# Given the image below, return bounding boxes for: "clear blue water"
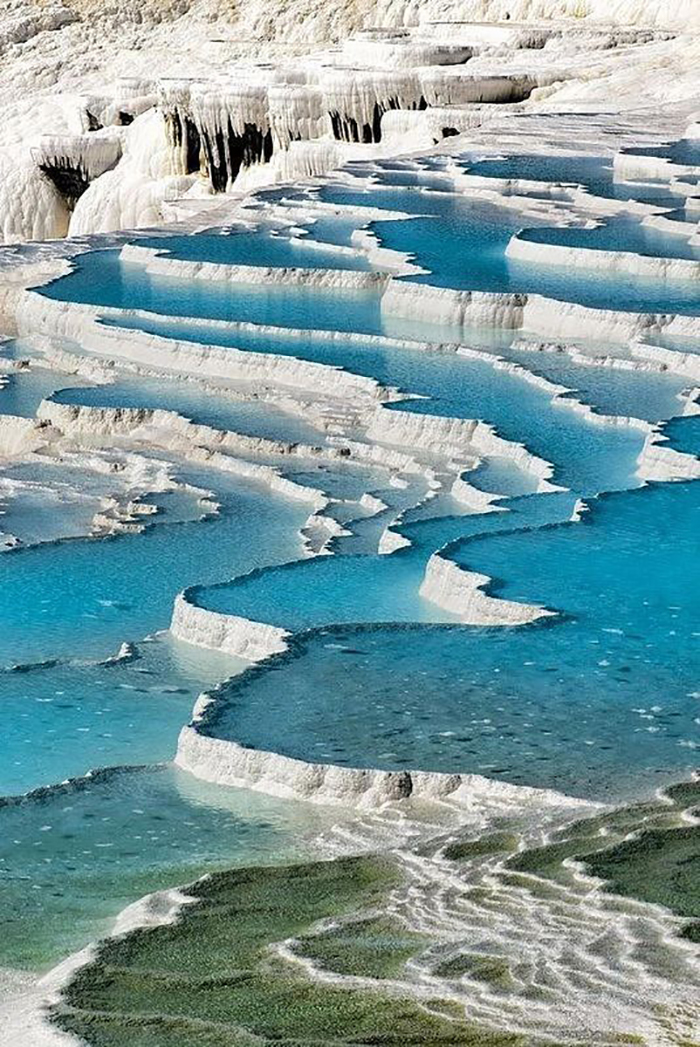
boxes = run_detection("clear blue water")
[620,140,700,167]
[203,428,700,801]
[198,552,450,630]
[205,615,698,802]
[460,153,684,207]
[646,331,700,356]
[318,182,700,312]
[520,218,700,262]
[0,466,309,664]
[202,417,700,799]
[497,344,689,422]
[0,342,86,417]
[47,250,383,334]
[0,764,332,969]
[199,490,580,628]
[663,206,700,225]
[282,464,391,503]
[0,638,233,796]
[0,388,329,969]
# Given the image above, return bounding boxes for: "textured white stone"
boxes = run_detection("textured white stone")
[175,722,584,809]
[17,293,394,405]
[171,592,291,661]
[419,551,554,625]
[507,232,700,282]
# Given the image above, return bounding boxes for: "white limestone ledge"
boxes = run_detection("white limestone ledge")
[419,551,554,626]
[119,243,390,290]
[380,106,494,149]
[0,413,49,456]
[378,526,411,554]
[631,340,700,383]
[35,399,462,537]
[522,297,700,345]
[506,233,700,282]
[37,293,700,375]
[381,281,526,330]
[382,283,700,349]
[38,398,319,471]
[171,591,290,662]
[36,400,354,556]
[17,293,395,405]
[366,406,560,493]
[637,431,700,483]
[613,151,700,185]
[175,723,585,811]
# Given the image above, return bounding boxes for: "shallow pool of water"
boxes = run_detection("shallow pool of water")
[0,764,332,970]
[52,377,325,446]
[138,223,369,271]
[203,427,700,801]
[0,464,310,664]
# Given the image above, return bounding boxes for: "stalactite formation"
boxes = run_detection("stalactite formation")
[38,159,91,208]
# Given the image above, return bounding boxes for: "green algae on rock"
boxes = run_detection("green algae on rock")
[54,855,526,1047]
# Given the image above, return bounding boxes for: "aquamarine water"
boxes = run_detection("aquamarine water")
[47,250,384,333]
[498,344,689,422]
[459,153,685,206]
[202,617,698,801]
[620,140,700,167]
[0,637,236,796]
[138,224,369,271]
[520,218,700,262]
[0,367,81,418]
[202,462,700,801]
[318,182,700,312]
[198,490,581,629]
[663,206,700,225]
[0,465,310,664]
[0,764,333,969]
[0,372,330,968]
[201,416,700,799]
[645,330,700,355]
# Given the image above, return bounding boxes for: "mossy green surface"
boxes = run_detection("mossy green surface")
[433,953,513,989]
[584,826,700,919]
[506,780,700,930]
[443,832,519,862]
[53,783,700,1046]
[55,855,525,1047]
[97,856,396,974]
[294,914,426,978]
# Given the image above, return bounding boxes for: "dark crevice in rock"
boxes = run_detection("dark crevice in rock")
[166,109,274,190]
[165,110,202,175]
[201,121,274,192]
[330,96,429,144]
[38,160,91,209]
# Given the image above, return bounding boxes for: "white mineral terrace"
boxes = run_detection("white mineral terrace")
[175,718,586,808]
[1,5,700,1044]
[506,233,700,282]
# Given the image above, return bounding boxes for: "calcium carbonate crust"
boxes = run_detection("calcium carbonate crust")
[175,721,587,809]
